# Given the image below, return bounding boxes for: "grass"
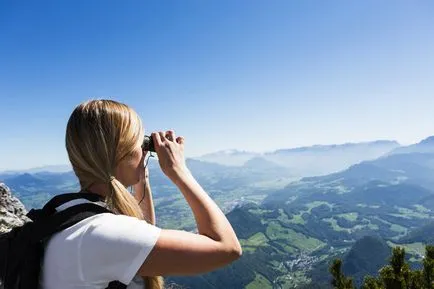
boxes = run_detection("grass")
[246,273,272,289]
[337,212,358,222]
[388,241,426,259]
[240,232,269,249]
[390,224,408,234]
[356,218,379,230]
[266,221,325,252]
[356,203,380,209]
[334,184,351,194]
[249,208,272,215]
[274,271,311,289]
[323,218,350,233]
[323,217,378,233]
[288,213,306,225]
[284,201,333,225]
[413,205,431,213]
[371,217,407,236]
[395,207,430,219]
[305,201,333,213]
[251,177,298,190]
[279,242,298,254]
[277,209,306,225]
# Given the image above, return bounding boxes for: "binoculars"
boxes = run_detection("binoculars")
[142,135,155,152]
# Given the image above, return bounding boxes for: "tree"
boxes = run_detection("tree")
[361,276,382,289]
[330,259,354,289]
[329,244,434,289]
[423,245,434,289]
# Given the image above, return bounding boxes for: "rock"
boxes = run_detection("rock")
[0,183,30,233]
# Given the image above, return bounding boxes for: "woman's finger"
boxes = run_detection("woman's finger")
[158,131,166,143]
[152,132,163,146]
[176,136,185,145]
[166,130,176,142]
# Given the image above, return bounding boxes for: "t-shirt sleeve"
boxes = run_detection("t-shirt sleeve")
[79,213,161,285]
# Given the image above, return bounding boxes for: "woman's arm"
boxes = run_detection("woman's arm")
[138,131,242,277]
[133,165,156,225]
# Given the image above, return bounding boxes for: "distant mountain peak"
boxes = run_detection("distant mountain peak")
[389,135,434,155]
[201,149,259,157]
[270,140,399,154]
[420,136,434,145]
[243,156,283,169]
[194,150,261,166]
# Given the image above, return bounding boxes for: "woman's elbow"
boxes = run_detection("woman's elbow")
[232,243,243,260]
[225,241,243,262]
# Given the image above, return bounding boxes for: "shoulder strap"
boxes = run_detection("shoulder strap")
[35,202,127,289]
[45,191,105,214]
[32,202,112,242]
[107,281,127,289]
[26,191,106,221]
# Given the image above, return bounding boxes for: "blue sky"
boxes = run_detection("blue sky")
[1,1,433,170]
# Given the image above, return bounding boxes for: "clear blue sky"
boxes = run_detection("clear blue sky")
[1,1,433,170]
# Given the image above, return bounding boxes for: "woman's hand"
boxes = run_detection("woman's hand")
[152,130,188,181]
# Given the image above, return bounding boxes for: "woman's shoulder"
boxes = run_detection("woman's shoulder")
[47,211,161,255]
[81,212,161,242]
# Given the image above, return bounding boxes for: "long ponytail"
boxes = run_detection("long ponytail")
[66,99,163,289]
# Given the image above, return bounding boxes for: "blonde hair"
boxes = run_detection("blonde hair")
[65,99,163,289]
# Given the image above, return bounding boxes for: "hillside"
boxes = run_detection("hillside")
[2,136,433,288]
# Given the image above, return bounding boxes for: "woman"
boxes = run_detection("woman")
[41,99,242,289]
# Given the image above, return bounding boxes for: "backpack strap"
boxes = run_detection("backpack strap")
[107,281,128,289]
[26,193,127,289]
[26,191,106,220]
[34,191,105,215]
[32,202,112,242]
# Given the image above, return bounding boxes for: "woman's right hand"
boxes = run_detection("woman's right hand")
[152,130,188,181]
[139,131,242,277]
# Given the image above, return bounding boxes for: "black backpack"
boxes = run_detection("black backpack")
[0,192,127,289]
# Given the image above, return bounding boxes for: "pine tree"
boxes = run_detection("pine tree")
[330,259,354,289]
[330,245,434,289]
[423,245,434,289]
[361,276,382,289]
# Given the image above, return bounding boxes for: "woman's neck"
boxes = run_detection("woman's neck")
[86,182,110,197]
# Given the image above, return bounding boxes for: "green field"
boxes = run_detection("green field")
[240,232,269,252]
[388,241,426,259]
[337,212,358,221]
[246,273,272,289]
[305,201,333,212]
[395,206,430,219]
[266,221,325,252]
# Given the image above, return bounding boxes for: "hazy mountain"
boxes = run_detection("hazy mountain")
[263,137,434,207]
[194,140,400,177]
[0,164,72,174]
[264,140,400,177]
[389,135,434,155]
[222,138,434,288]
[194,150,261,166]
[3,136,434,289]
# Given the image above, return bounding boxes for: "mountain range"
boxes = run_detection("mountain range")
[194,140,400,177]
[170,136,434,288]
[1,135,434,288]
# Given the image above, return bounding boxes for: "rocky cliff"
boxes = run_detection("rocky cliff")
[0,183,29,233]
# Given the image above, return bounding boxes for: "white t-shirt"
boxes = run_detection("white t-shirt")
[41,199,161,289]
